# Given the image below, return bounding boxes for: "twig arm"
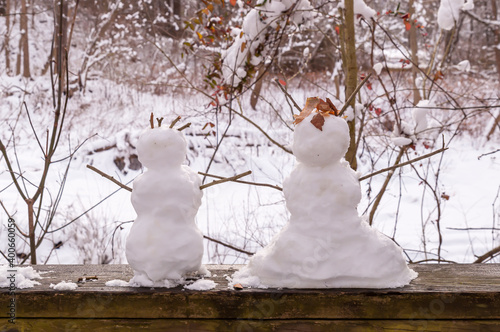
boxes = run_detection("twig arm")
[86,165,132,192]
[199,172,283,191]
[199,171,252,190]
[203,235,254,256]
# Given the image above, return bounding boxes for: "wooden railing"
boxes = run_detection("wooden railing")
[1,264,500,331]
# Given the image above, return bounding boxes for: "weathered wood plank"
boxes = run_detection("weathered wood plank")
[2,319,500,332]
[1,264,499,323]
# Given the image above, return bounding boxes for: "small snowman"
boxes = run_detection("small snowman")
[233,98,417,288]
[126,120,204,287]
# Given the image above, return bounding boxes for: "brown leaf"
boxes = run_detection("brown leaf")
[293,97,320,125]
[434,70,444,81]
[326,98,339,115]
[441,193,450,201]
[316,99,331,113]
[310,113,325,131]
[316,98,338,117]
[233,283,243,290]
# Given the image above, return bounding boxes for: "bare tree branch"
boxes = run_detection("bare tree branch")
[86,165,133,192]
[359,146,448,181]
[232,108,292,154]
[474,245,500,263]
[203,234,254,256]
[199,172,282,191]
[200,171,252,190]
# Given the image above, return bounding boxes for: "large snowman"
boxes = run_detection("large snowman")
[126,126,204,287]
[233,108,417,288]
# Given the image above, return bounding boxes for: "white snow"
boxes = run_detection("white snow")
[128,274,178,288]
[222,0,313,86]
[412,100,431,138]
[0,266,41,289]
[437,0,474,30]
[125,127,204,286]
[373,63,384,75]
[184,279,217,291]
[232,114,417,288]
[338,0,376,20]
[105,279,129,287]
[391,136,413,147]
[456,60,471,72]
[50,281,78,291]
[463,0,474,11]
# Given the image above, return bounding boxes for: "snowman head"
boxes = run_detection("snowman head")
[292,113,350,166]
[136,127,187,169]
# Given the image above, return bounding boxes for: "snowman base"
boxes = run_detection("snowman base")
[125,126,206,288]
[129,265,211,288]
[231,112,418,289]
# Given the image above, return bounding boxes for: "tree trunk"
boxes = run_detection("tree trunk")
[409,0,421,105]
[27,200,37,264]
[250,67,266,110]
[54,0,68,83]
[15,34,21,75]
[3,0,11,75]
[343,0,358,170]
[491,0,500,80]
[20,0,30,77]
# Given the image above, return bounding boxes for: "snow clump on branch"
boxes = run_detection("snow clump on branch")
[222,0,313,87]
[437,0,474,31]
[337,0,376,20]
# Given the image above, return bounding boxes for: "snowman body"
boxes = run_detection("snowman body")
[235,113,417,288]
[125,128,204,284]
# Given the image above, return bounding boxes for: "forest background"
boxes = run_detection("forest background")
[0,0,499,266]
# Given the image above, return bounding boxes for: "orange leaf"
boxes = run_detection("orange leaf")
[310,113,325,131]
[434,70,444,81]
[334,26,340,35]
[230,0,237,6]
[278,79,286,86]
[405,21,411,31]
[326,98,339,115]
[316,99,331,113]
[293,97,320,125]
[315,98,338,117]
[241,42,246,52]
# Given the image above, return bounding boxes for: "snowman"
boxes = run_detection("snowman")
[233,101,417,288]
[126,125,204,287]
